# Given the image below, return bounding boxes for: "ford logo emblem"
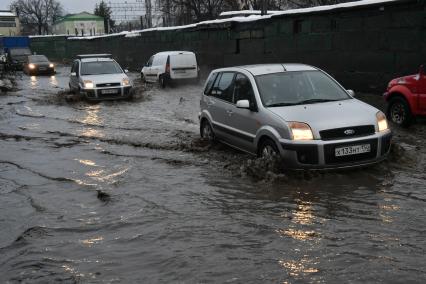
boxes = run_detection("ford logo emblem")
[344,129,355,135]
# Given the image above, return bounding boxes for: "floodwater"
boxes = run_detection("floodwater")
[0,66,425,283]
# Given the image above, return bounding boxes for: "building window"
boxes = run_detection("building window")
[0,22,16,27]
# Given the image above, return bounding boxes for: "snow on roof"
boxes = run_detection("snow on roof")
[29,34,69,38]
[0,11,16,17]
[39,0,401,40]
[219,10,282,16]
[271,0,398,16]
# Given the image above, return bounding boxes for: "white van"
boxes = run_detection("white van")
[141,51,199,87]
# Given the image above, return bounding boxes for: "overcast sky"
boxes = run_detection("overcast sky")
[1,0,118,14]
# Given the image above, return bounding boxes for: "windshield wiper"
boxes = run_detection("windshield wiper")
[266,102,298,107]
[295,99,338,105]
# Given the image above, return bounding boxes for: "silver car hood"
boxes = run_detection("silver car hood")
[267,99,379,136]
[81,73,127,84]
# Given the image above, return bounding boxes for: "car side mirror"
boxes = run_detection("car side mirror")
[124,69,129,73]
[236,100,250,109]
[347,89,355,97]
[71,72,77,77]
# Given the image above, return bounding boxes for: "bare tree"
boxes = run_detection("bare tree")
[10,0,63,35]
[145,0,153,28]
[155,0,353,26]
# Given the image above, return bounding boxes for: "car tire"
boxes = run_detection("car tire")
[258,138,279,158]
[387,97,412,127]
[126,89,135,101]
[200,119,215,143]
[159,74,166,88]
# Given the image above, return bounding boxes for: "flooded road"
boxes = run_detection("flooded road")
[0,66,425,283]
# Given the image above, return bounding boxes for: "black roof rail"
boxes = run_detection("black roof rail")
[76,54,112,60]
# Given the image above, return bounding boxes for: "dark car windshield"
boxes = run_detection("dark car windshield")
[81,61,123,75]
[29,55,49,63]
[255,71,351,107]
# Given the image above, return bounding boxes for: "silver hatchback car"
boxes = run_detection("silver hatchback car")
[199,64,392,169]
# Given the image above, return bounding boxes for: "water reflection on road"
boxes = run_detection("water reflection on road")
[0,67,425,283]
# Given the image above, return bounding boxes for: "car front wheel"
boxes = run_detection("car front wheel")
[388,97,412,127]
[258,138,279,158]
[200,120,215,142]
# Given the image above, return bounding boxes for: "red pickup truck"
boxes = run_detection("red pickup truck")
[384,65,426,127]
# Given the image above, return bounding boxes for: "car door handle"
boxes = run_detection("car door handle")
[226,109,233,115]
[207,100,215,106]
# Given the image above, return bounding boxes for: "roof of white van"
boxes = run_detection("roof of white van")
[238,64,318,76]
[154,51,195,56]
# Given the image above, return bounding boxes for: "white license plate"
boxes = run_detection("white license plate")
[174,70,186,73]
[335,144,371,157]
[101,89,118,94]
[39,67,46,71]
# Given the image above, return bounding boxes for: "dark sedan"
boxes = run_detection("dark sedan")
[24,55,55,75]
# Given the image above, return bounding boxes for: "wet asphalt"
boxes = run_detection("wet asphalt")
[0,66,425,283]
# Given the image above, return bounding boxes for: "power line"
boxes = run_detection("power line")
[107,1,146,22]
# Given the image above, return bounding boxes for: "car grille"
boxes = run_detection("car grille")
[324,138,378,164]
[96,83,120,87]
[320,125,375,140]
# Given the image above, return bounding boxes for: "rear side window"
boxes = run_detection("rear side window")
[204,72,218,95]
[212,72,235,103]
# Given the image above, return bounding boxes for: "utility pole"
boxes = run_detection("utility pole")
[261,0,268,16]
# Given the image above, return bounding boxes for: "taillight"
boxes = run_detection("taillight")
[166,56,170,73]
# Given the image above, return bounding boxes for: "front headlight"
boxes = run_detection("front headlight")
[49,63,54,68]
[29,63,35,69]
[122,78,130,86]
[376,111,389,132]
[84,80,94,89]
[289,122,314,140]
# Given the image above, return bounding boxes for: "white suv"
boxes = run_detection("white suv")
[69,54,133,100]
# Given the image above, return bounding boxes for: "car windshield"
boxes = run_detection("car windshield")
[29,55,48,63]
[81,61,123,75]
[255,71,351,107]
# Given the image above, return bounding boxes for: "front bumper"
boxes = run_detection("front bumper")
[81,86,132,100]
[278,131,392,169]
[29,67,55,75]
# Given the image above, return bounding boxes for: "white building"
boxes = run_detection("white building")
[0,10,20,36]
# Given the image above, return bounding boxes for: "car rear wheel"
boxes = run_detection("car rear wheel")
[258,138,279,158]
[200,120,215,142]
[159,74,166,88]
[388,97,412,127]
